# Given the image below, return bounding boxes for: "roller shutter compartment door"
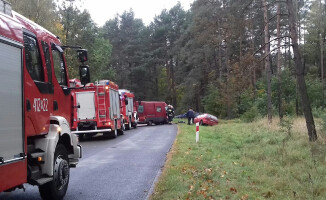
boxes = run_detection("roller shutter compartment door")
[0,39,24,163]
[76,92,96,120]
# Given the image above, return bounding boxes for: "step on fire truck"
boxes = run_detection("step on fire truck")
[70,79,124,138]
[119,89,138,130]
[0,1,90,199]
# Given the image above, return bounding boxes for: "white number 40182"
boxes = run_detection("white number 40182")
[33,98,48,112]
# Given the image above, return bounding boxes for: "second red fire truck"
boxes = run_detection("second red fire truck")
[70,79,124,138]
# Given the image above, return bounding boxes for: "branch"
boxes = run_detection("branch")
[269,13,289,22]
[242,0,255,15]
[253,36,291,56]
[256,44,291,64]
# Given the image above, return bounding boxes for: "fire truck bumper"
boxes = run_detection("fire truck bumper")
[71,129,112,135]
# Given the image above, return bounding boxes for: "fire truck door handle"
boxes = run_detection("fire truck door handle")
[54,101,58,111]
[73,104,80,109]
[26,99,31,111]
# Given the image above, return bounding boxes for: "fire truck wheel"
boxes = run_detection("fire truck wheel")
[39,144,69,200]
[148,121,153,126]
[132,122,138,129]
[111,123,118,138]
[114,129,118,137]
[126,119,131,130]
[118,122,125,135]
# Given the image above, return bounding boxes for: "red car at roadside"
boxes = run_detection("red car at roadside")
[194,114,219,126]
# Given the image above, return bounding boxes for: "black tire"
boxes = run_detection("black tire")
[148,121,153,126]
[132,122,137,129]
[118,121,125,135]
[126,118,132,130]
[39,144,69,200]
[111,122,118,138]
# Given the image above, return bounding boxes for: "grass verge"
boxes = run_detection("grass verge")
[150,118,326,200]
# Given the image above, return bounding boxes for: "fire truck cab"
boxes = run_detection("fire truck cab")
[70,79,100,138]
[119,89,138,130]
[0,2,89,199]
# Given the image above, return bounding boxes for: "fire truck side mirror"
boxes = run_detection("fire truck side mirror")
[79,65,90,86]
[77,49,88,63]
[62,86,71,95]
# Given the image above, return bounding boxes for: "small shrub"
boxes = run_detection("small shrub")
[312,107,324,118]
[279,115,294,137]
[241,106,259,122]
[320,113,326,131]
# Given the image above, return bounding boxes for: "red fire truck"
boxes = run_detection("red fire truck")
[119,89,138,130]
[0,2,88,199]
[70,79,124,138]
[137,101,168,125]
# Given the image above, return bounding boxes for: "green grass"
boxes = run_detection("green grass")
[151,118,326,200]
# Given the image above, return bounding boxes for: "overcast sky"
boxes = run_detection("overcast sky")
[80,0,194,26]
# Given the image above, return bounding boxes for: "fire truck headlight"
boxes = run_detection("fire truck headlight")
[105,86,109,90]
[57,126,62,133]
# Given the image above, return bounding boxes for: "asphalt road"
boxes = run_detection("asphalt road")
[0,124,177,200]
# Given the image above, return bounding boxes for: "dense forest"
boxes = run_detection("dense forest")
[8,0,326,129]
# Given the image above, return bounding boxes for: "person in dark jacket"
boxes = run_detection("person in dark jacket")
[186,108,194,125]
[166,105,175,123]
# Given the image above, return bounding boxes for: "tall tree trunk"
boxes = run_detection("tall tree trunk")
[154,66,159,99]
[250,10,256,99]
[171,58,177,107]
[262,0,272,124]
[225,39,231,119]
[321,32,324,109]
[277,3,283,120]
[320,0,325,109]
[287,0,318,141]
[219,44,223,81]
[165,59,171,102]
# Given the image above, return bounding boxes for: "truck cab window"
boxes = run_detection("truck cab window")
[52,49,67,86]
[41,41,52,83]
[23,34,44,82]
[138,105,144,113]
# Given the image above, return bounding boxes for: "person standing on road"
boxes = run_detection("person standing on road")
[186,108,194,125]
[166,105,175,123]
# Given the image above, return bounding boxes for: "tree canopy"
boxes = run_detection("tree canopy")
[9,0,326,140]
